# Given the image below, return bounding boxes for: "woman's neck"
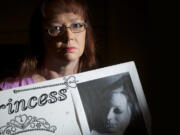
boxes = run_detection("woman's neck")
[33,58,79,83]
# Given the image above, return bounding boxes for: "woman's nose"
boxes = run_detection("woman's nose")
[65,27,75,40]
[59,28,74,43]
[107,109,114,120]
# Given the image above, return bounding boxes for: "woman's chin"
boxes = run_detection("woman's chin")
[107,127,125,135]
[63,53,80,62]
[107,126,123,133]
[108,129,117,133]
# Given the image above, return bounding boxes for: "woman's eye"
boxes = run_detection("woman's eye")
[72,23,83,28]
[53,26,61,30]
[113,108,122,114]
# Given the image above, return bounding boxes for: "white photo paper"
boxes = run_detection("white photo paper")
[0,61,151,135]
[0,77,82,135]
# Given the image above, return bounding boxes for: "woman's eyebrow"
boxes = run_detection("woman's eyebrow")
[50,22,63,26]
[50,19,83,25]
[70,18,83,22]
[114,106,122,108]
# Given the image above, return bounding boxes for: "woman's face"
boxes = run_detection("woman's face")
[43,12,86,62]
[106,92,131,134]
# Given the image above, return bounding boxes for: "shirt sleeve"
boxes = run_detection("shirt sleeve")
[0,77,34,90]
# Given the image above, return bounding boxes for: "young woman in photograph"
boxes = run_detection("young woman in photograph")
[91,74,149,135]
[91,86,131,135]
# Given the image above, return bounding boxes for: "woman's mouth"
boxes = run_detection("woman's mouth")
[64,46,77,52]
[106,122,118,131]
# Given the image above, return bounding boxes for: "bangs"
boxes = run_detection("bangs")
[41,0,87,21]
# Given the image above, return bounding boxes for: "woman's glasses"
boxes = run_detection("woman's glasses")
[46,22,88,37]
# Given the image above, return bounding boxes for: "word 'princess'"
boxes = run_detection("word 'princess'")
[0,89,67,114]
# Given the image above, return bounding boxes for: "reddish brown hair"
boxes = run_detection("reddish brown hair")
[20,0,97,76]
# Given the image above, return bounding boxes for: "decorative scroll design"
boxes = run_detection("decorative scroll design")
[0,114,57,135]
[13,76,78,94]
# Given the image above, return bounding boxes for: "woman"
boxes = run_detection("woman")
[91,74,149,135]
[105,86,131,135]
[91,86,131,135]
[91,84,131,135]
[0,0,97,90]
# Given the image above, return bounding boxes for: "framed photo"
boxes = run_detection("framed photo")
[73,61,151,135]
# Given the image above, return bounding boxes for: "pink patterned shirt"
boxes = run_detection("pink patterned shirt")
[0,77,34,90]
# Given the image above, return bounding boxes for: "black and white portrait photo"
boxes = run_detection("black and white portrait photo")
[77,72,150,135]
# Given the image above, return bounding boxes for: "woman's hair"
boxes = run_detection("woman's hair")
[19,0,97,76]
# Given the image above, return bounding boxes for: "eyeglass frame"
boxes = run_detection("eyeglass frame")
[44,22,88,37]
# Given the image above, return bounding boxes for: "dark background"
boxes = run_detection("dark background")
[0,0,152,121]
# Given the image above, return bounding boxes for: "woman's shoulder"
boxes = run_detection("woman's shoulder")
[0,77,34,90]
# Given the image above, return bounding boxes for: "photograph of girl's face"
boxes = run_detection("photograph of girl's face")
[106,89,131,134]
[77,72,150,135]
